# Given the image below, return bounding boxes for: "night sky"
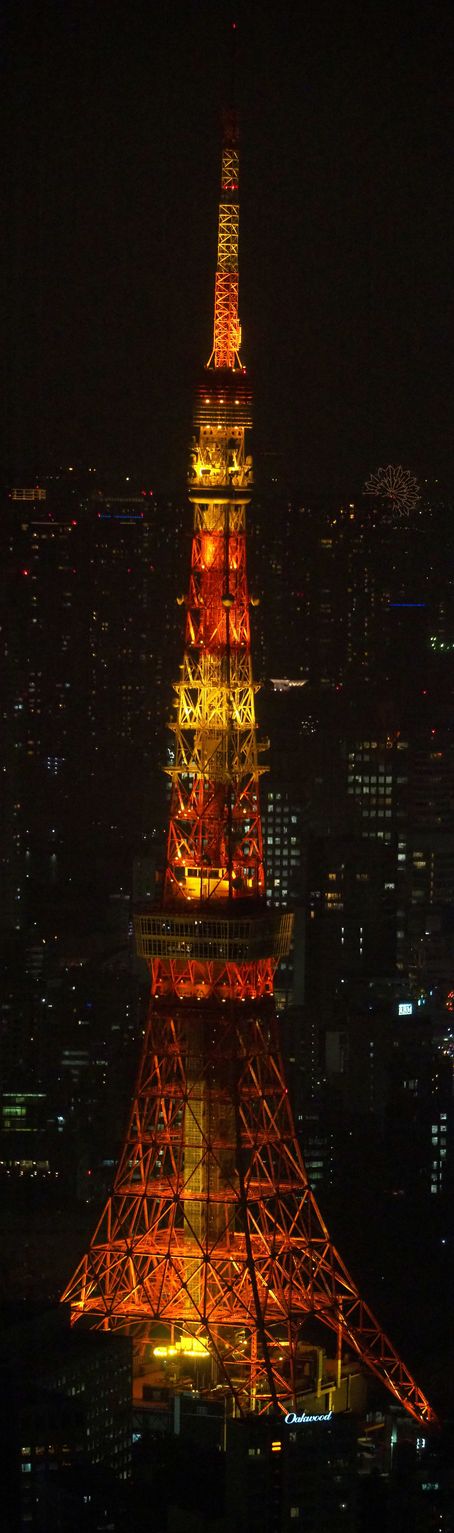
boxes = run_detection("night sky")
[5,0,454,492]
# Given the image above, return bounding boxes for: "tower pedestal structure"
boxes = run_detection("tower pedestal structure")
[62,113,436,1426]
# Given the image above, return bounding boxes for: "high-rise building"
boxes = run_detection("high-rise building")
[0,476,186,932]
[0,1306,132,1530]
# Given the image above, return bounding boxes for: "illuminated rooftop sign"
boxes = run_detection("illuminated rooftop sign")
[10,487,46,501]
[271,679,308,692]
[284,1411,333,1425]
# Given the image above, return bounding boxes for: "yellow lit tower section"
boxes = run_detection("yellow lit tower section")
[161,109,269,959]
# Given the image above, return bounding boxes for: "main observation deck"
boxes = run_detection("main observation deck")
[134,906,293,964]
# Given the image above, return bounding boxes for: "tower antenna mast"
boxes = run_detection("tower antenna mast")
[207,30,242,371]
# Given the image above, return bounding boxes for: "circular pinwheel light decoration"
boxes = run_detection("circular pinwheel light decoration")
[364,464,420,516]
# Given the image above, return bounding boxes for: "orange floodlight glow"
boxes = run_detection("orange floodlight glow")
[61,105,437,1433]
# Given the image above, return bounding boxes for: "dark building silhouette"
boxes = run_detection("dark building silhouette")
[0,1305,132,1532]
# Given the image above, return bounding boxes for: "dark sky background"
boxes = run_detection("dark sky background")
[4,0,454,492]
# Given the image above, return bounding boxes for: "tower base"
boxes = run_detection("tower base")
[62,999,436,1424]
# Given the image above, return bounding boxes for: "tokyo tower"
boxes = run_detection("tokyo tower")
[62,110,436,1425]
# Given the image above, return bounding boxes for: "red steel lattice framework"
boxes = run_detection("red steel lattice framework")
[62,113,436,1425]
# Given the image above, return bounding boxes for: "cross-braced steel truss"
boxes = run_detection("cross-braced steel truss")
[63,1004,435,1423]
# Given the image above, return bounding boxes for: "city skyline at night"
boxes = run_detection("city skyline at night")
[2,5,454,1527]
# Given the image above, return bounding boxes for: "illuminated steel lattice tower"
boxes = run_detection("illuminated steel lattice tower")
[62,113,436,1424]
